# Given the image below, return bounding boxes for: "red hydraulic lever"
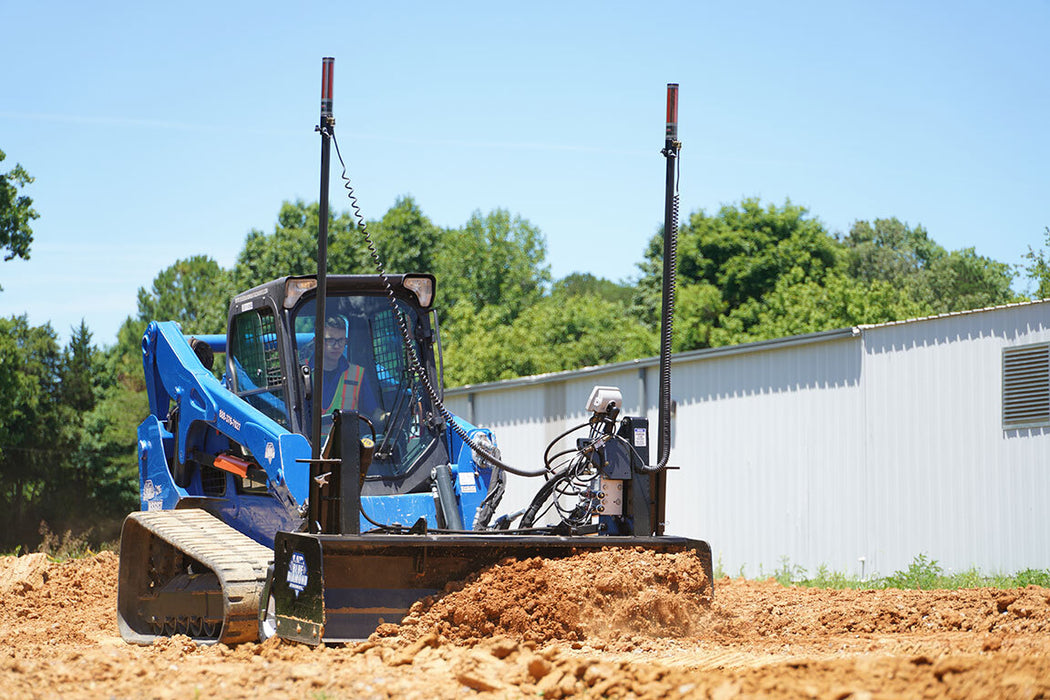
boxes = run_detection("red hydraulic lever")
[213,454,251,479]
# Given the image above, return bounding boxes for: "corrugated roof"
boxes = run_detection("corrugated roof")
[855,297,1050,330]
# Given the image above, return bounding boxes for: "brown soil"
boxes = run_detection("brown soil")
[2,550,1049,699]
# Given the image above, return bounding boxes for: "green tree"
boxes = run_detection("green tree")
[1022,227,1050,299]
[712,271,930,345]
[85,315,151,533]
[637,204,1016,355]
[366,195,443,274]
[552,272,635,305]
[69,379,143,531]
[0,316,67,546]
[924,248,1016,312]
[0,317,137,550]
[436,208,550,318]
[61,320,98,414]
[637,198,841,346]
[676,199,839,308]
[60,322,137,532]
[0,149,39,270]
[137,255,233,335]
[671,281,725,351]
[232,199,366,291]
[435,209,552,381]
[843,218,941,286]
[843,218,1016,312]
[104,316,150,391]
[443,291,655,385]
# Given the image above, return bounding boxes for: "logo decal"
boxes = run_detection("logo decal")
[143,479,157,500]
[287,552,308,596]
[264,442,276,464]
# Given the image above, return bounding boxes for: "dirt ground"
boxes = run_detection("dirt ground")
[2,549,1049,699]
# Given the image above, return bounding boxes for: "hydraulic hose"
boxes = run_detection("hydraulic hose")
[519,466,572,528]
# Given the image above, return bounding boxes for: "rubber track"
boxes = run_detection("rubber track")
[120,509,273,645]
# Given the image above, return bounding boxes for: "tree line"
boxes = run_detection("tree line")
[2,151,1048,550]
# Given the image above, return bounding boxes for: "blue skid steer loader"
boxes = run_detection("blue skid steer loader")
[116,61,712,645]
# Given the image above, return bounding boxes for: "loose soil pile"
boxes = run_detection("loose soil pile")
[2,550,1049,699]
[384,548,713,644]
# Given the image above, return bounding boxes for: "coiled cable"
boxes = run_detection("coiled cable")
[326,128,548,479]
[635,143,680,474]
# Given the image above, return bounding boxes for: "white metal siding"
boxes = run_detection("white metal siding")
[445,302,1050,577]
[667,336,866,578]
[860,308,1050,576]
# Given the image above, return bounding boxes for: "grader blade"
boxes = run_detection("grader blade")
[269,531,712,644]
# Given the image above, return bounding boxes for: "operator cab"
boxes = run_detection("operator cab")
[224,274,448,496]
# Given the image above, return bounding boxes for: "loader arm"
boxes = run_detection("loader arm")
[140,320,311,511]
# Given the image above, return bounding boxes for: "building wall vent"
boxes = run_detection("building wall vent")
[1002,343,1050,429]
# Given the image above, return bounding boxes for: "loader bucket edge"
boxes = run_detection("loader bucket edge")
[271,532,713,644]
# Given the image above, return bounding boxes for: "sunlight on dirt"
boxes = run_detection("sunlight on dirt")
[2,551,1048,699]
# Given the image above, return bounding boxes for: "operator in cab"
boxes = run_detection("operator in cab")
[318,315,378,420]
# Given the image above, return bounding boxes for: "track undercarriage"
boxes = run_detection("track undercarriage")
[117,509,273,645]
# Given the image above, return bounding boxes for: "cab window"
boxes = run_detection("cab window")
[291,295,436,472]
[228,307,290,427]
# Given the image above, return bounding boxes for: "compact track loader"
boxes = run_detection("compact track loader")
[117,59,711,646]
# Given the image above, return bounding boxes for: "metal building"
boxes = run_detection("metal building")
[444,300,1050,579]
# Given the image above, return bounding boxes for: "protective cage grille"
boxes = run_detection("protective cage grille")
[235,310,283,389]
[371,309,408,381]
[1002,343,1050,429]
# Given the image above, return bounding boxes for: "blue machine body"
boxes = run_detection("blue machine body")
[135,275,496,548]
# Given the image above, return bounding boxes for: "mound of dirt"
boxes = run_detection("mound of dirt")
[0,551,118,647]
[386,548,712,644]
[0,553,49,594]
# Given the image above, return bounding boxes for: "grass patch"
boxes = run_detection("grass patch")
[740,553,1050,590]
[0,522,118,562]
[798,564,870,590]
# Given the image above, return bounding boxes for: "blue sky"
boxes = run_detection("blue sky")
[2,1,1048,346]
